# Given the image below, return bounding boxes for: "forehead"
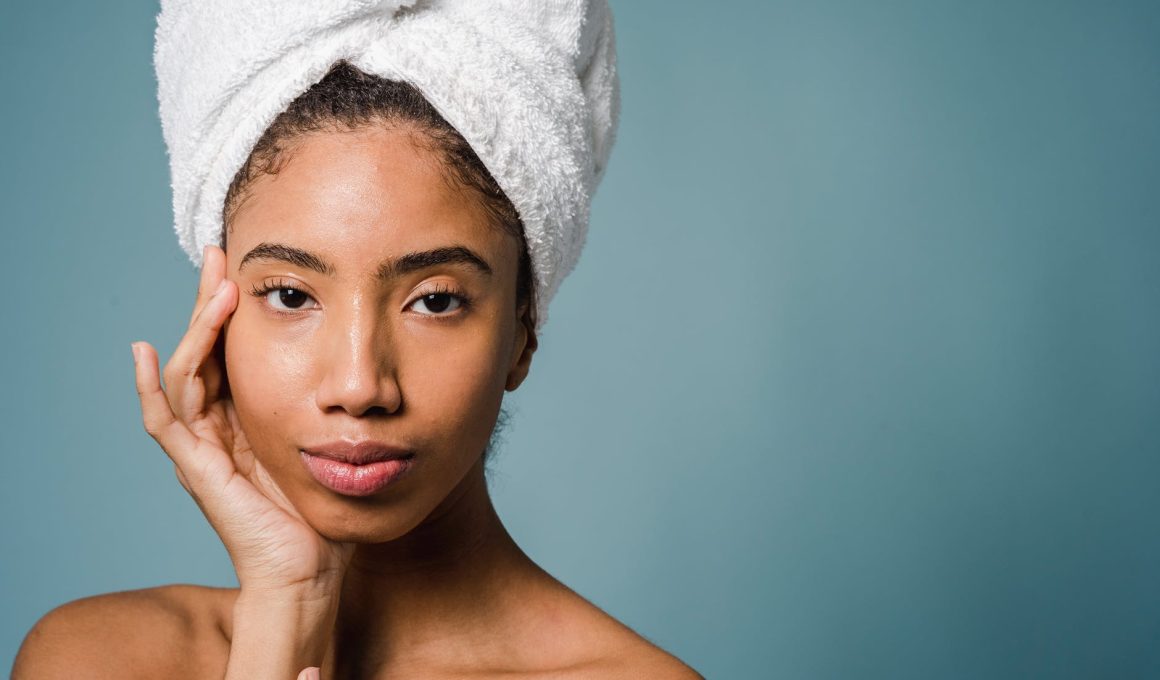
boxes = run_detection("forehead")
[227,125,515,276]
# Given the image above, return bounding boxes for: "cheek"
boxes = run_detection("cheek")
[399,322,511,439]
[223,312,315,444]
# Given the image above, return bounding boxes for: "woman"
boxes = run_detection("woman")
[14,2,702,679]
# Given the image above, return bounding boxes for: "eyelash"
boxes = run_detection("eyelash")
[412,282,473,316]
[247,278,473,317]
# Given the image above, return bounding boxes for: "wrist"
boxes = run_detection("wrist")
[226,588,339,680]
[237,578,342,606]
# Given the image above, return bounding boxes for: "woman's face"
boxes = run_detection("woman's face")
[222,124,534,542]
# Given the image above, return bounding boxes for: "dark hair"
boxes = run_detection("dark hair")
[222,60,536,330]
[222,60,534,470]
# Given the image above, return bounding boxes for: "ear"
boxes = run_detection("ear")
[505,305,538,392]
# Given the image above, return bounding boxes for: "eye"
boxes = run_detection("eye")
[268,287,317,311]
[409,287,469,316]
[249,281,319,313]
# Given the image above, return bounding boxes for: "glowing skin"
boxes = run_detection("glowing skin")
[222,124,535,544]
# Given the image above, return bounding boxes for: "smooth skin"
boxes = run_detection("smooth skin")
[13,125,702,679]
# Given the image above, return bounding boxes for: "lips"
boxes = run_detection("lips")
[300,440,415,497]
[302,440,414,465]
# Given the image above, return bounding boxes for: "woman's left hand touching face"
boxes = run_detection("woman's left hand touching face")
[132,245,355,596]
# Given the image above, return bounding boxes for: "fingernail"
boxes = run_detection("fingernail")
[213,279,229,296]
[131,342,141,363]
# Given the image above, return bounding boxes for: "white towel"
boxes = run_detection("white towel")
[155,0,620,332]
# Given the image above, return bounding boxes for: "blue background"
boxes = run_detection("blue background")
[3,1,1159,677]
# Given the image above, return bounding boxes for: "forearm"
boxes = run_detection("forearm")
[224,587,339,680]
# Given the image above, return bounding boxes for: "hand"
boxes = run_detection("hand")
[132,245,355,594]
[298,668,321,680]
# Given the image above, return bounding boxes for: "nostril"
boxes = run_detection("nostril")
[314,345,402,415]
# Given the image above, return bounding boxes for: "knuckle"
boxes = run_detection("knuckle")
[141,416,162,438]
[141,410,171,439]
[135,380,159,400]
[164,361,197,382]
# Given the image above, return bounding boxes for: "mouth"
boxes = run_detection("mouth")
[300,441,415,497]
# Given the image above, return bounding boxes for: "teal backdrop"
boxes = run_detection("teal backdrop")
[3,1,1158,677]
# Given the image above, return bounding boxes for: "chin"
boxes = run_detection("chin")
[318,524,410,544]
[299,494,426,544]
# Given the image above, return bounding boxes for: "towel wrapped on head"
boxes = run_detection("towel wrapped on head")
[154,0,620,332]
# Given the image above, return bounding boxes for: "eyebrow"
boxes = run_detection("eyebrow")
[238,242,494,280]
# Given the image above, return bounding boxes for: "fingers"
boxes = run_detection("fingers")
[189,244,228,327]
[166,244,236,421]
[297,667,321,680]
[132,341,198,465]
[137,342,235,513]
[168,244,234,418]
[163,276,238,423]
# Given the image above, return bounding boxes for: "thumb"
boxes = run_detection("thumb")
[297,667,320,680]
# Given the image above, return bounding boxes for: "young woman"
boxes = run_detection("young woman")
[14,2,702,679]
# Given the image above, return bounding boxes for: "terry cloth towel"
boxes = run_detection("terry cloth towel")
[154,0,620,332]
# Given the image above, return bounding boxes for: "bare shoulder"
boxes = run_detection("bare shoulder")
[583,616,704,679]
[533,583,703,679]
[12,584,234,680]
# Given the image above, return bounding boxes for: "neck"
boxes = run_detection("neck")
[322,457,543,676]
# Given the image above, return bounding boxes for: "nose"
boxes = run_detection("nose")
[314,306,402,417]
